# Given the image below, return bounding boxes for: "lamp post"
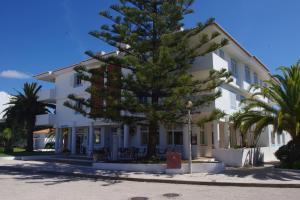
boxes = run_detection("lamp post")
[186,100,193,174]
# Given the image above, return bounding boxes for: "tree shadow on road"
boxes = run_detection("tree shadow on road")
[0,163,123,187]
[215,166,300,181]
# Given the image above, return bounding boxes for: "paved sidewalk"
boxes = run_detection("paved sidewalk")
[0,159,300,187]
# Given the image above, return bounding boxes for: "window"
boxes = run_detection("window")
[245,66,251,83]
[138,96,148,104]
[239,95,245,106]
[219,49,225,59]
[259,79,263,87]
[167,131,173,145]
[74,74,83,87]
[94,128,101,144]
[240,95,245,101]
[230,91,237,109]
[230,59,238,77]
[174,131,183,145]
[200,126,207,145]
[253,72,258,84]
[167,126,183,145]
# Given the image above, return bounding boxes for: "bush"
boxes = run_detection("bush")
[44,142,55,149]
[275,140,300,165]
[292,160,300,169]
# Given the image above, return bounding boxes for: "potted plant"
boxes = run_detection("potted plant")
[93,150,101,161]
[63,149,71,156]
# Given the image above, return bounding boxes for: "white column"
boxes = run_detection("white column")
[87,122,94,157]
[123,124,129,148]
[213,121,220,149]
[224,116,230,149]
[112,127,120,160]
[68,128,72,151]
[159,124,167,150]
[182,124,189,160]
[136,125,141,147]
[71,123,76,155]
[55,128,60,153]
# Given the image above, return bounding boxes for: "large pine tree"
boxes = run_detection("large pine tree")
[65,0,231,158]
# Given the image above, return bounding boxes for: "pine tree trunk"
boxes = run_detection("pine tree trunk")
[146,121,158,158]
[25,118,35,152]
[4,139,12,153]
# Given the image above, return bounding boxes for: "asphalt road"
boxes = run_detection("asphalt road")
[0,169,299,200]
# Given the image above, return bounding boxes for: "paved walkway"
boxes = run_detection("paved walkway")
[0,159,300,187]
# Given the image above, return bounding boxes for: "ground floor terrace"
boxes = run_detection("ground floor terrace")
[54,119,288,163]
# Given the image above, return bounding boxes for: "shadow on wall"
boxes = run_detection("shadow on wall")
[244,148,264,166]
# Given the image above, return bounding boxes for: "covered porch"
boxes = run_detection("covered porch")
[53,120,239,161]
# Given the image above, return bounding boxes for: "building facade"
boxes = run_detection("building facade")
[34,23,291,165]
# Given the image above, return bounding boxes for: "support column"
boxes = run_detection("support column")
[136,125,141,147]
[87,122,94,157]
[123,124,129,148]
[224,116,230,149]
[68,128,72,151]
[183,124,189,160]
[55,127,60,154]
[213,121,220,149]
[71,123,76,155]
[112,127,120,160]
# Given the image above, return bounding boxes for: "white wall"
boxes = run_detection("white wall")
[0,91,10,119]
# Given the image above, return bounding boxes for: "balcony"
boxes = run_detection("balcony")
[36,114,55,126]
[38,88,55,102]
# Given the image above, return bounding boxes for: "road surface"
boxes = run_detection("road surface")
[0,169,299,200]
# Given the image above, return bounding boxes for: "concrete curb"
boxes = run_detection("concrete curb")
[0,155,57,161]
[1,166,300,188]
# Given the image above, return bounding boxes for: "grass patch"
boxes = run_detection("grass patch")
[0,147,54,157]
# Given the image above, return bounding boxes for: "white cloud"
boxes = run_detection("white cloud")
[0,70,31,79]
[0,91,11,119]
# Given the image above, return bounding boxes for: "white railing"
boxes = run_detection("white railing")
[36,113,55,126]
[38,89,55,102]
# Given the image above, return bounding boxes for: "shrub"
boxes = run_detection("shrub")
[275,140,300,165]
[44,142,55,149]
[292,160,300,169]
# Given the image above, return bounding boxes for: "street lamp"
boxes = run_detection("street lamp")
[186,100,193,174]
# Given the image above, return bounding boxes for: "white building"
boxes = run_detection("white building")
[34,23,291,166]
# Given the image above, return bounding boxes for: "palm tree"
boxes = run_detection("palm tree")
[4,83,55,152]
[0,128,13,153]
[232,61,300,146]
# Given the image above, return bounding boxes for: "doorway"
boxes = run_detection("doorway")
[76,134,87,154]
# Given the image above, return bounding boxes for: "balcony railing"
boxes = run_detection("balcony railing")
[36,113,55,126]
[38,88,55,102]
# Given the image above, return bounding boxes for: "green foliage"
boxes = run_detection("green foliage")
[44,142,55,149]
[1,128,12,141]
[275,140,300,165]
[232,61,300,147]
[3,82,55,152]
[292,160,300,169]
[65,0,231,157]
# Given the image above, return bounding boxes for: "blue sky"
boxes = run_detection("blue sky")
[0,0,299,94]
